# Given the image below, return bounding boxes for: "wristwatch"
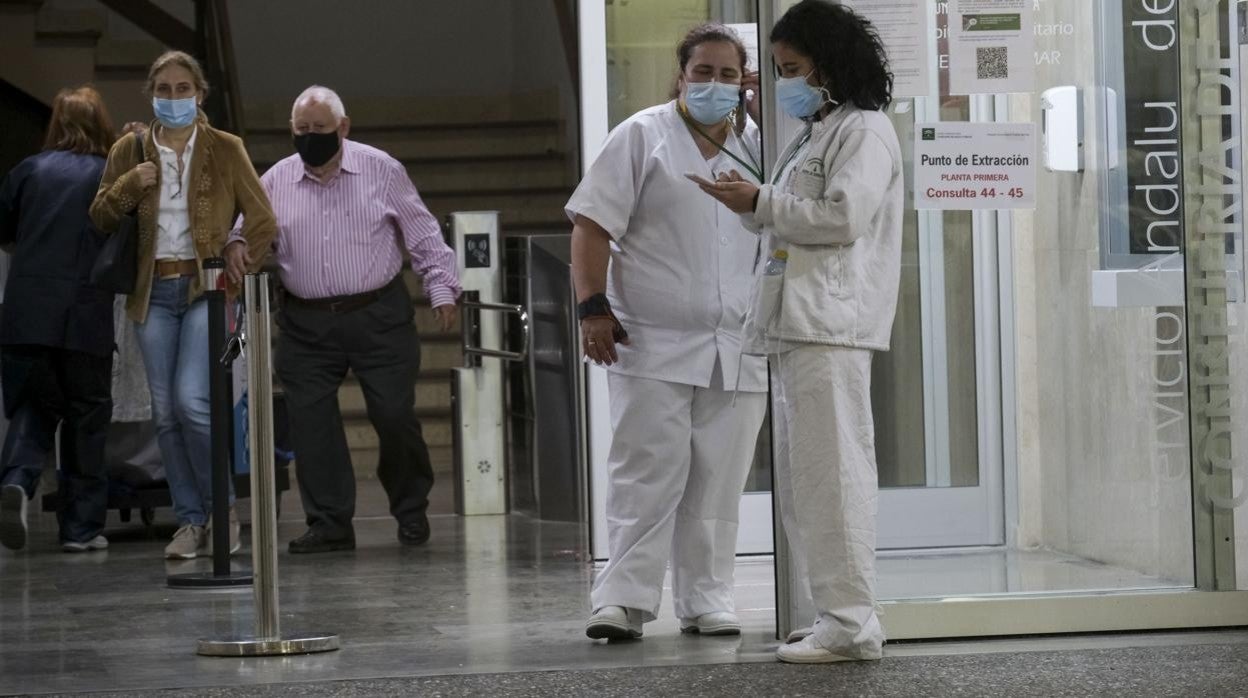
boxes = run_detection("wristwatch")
[577,293,612,321]
[577,293,629,343]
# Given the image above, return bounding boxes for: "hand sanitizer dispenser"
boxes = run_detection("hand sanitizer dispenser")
[1041,86,1083,172]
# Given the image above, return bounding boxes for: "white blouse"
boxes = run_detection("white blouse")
[153,127,197,261]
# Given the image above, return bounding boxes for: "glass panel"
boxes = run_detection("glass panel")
[875,0,1198,596]
[872,103,925,487]
[875,93,981,491]
[1179,0,1246,591]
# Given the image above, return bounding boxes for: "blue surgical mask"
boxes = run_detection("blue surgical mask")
[684,81,740,125]
[152,96,198,128]
[775,72,830,120]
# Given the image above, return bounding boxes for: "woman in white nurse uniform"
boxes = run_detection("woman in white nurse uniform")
[695,0,904,664]
[568,23,768,641]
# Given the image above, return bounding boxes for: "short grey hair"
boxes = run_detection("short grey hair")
[291,85,346,122]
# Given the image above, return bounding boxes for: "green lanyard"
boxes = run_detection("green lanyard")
[770,126,813,186]
[677,104,764,182]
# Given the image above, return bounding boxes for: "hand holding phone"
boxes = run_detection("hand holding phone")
[685,172,716,187]
[740,71,762,125]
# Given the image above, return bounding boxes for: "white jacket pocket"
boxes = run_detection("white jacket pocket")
[742,266,784,355]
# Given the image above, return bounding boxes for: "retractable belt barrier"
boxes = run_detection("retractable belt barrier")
[197,273,339,657]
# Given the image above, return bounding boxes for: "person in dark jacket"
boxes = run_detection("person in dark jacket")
[0,86,117,553]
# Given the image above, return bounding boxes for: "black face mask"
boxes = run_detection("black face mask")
[293,131,340,167]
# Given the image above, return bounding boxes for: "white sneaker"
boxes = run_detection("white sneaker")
[62,535,109,553]
[786,626,813,644]
[586,606,643,640]
[165,524,206,559]
[0,484,29,551]
[680,611,741,636]
[776,634,882,664]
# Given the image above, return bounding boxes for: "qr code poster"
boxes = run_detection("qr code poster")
[948,0,1034,95]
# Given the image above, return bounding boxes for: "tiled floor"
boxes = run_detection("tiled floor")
[0,478,1222,695]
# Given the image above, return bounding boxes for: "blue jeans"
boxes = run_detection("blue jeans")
[133,278,229,526]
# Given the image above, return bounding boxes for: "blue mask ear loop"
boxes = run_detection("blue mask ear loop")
[805,78,839,123]
[784,68,838,123]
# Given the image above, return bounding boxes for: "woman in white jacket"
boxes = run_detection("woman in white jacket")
[694,0,904,664]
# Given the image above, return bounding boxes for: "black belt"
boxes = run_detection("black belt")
[286,276,401,313]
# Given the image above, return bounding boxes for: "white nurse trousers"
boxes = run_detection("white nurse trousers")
[592,371,767,623]
[771,344,885,659]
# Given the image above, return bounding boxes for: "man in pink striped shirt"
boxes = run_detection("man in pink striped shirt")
[237,85,461,554]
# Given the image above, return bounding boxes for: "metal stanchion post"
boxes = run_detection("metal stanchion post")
[198,273,339,656]
[169,257,252,589]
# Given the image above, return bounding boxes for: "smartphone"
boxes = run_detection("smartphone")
[684,172,716,187]
[736,89,747,132]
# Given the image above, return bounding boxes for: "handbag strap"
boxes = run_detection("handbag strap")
[130,130,145,167]
[124,131,146,214]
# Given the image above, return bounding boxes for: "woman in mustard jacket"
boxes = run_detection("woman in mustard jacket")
[91,50,276,560]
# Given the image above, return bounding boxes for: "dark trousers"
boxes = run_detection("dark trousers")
[276,281,435,537]
[0,346,113,543]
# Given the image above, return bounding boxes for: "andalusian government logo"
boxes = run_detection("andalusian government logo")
[921,128,936,141]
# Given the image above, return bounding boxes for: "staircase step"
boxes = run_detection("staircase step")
[347,445,455,478]
[34,7,104,43]
[0,6,37,52]
[94,38,162,76]
[341,367,452,385]
[420,187,573,229]
[416,333,465,371]
[90,41,158,124]
[346,412,453,450]
[89,76,151,126]
[245,122,563,163]
[339,376,451,415]
[252,151,573,192]
[406,153,572,192]
[0,15,94,104]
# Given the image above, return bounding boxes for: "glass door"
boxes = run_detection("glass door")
[579,2,1248,639]
[765,0,1248,638]
[583,0,1006,557]
[874,92,1006,549]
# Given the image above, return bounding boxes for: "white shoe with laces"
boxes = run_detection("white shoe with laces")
[776,634,882,664]
[679,611,742,636]
[585,605,643,640]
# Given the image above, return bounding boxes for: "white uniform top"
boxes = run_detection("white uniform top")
[153,126,197,260]
[566,101,768,392]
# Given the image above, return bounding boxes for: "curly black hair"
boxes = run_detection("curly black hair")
[769,0,893,111]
